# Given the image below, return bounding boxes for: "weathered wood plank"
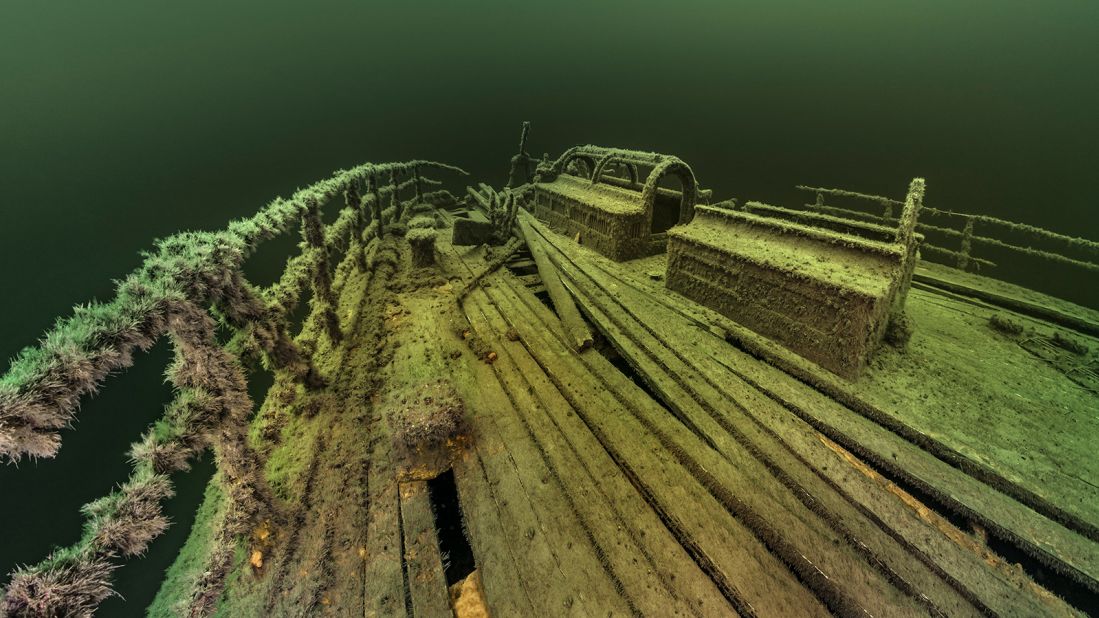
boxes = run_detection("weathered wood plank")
[557,250,1060,614]
[464,291,733,617]
[431,241,542,618]
[517,210,593,350]
[480,278,832,617]
[532,215,1099,596]
[439,248,635,616]
[538,253,989,616]
[913,266,1099,337]
[449,361,630,615]
[365,271,454,618]
[399,481,453,618]
[531,219,1091,614]
[489,277,939,617]
[465,185,489,209]
[506,258,537,270]
[448,449,537,617]
[364,430,407,618]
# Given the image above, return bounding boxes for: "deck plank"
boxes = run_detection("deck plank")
[364,427,408,618]
[490,277,944,617]
[479,278,833,617]
[417,271,633,615]
[526,266,987,616]
[398,481,453,618]
[465,290,734,617]
[448,358,633,616]
[530,218,1095,609]
[577,246,1099,542]
[541,240,1033,616]
[448,448,538,617]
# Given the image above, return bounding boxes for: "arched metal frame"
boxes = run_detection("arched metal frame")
[641,159,698,227]
[548,145,700,230]
[604,161,639,184]
[557,148,599,180]
[591,154,639,185]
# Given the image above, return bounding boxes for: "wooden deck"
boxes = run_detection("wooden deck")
[386,215,1089,615]
[165,208,1095,616]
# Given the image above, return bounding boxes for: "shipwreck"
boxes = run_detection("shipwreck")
[1,124,1098,617]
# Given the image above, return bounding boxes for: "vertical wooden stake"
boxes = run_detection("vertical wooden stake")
[302,202,341,343]
[957,217,975,272]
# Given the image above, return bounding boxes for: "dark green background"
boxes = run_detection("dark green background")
[2,1,1097,614]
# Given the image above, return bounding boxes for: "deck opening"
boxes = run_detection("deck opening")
[509,262,539,277]
[397,496,415,616]
[506,247,539,276]
[986,527,1096,613]
[427,469,477,586]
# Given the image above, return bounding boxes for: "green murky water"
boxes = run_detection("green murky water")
[2,1,1097,614]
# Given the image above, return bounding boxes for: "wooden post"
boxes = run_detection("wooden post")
[370,173,383,228]
[413,165,423,204]
[390,169,401,221]
[957,217,975,271]
[344,183,363,238]
[302,201,342,343]
[347,181,368,273]
[895,178,924,249]
[507,121,533,188]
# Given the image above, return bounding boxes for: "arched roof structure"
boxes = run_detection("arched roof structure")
[548,145,700,225]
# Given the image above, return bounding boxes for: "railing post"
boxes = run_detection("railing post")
[881,198,894,220]
[302,200,341,343]
[957,217,975,271]
[163,299,283,617]
[390,168,401,221]
[370,173,383,229]
[346,181,368,273]
[814,191,824,211]
[345,182,362,233]
[218,270,325,388]
[895,180,923,245]
[413,165,423,204]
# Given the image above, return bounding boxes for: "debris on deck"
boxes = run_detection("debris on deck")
[2,132,1097,618]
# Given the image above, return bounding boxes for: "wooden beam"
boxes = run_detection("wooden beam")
[398,481,453,618]
[465,185,490,209]
[517,210,593,351]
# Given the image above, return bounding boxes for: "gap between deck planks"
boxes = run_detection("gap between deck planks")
[530,215,1099,594]
[435,267,635,614]
[453,282,833,612]
[464,301,735,615]
[525,217,1090,614]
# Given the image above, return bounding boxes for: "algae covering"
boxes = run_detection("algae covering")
[0,160,469,616]
[1,131,1098,617]
[528,146,705,261]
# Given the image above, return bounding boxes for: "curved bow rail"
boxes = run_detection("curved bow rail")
[0,159,466,617]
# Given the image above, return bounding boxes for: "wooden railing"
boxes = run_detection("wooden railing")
[794,185,1099,275]
[0,159,465,617]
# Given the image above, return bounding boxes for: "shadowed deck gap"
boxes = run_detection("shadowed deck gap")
[427,469,476,586]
